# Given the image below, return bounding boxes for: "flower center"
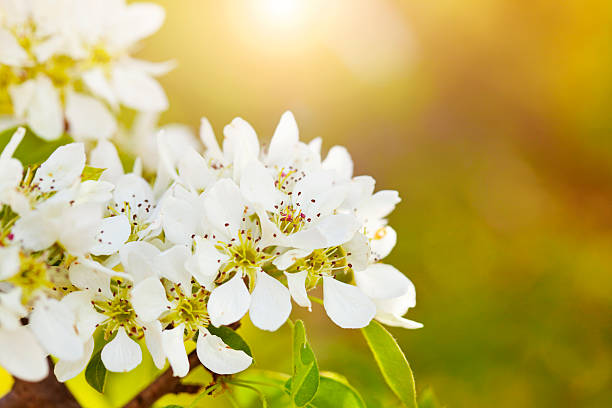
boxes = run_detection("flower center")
[93,281,143,340]
[161,284,209,338]
[8,253,54,303]
[219,228,271,287]
[286,246,352,289]
[271,204,306,234]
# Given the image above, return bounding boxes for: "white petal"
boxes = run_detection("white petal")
[66,92,117,141]
[291,214,360,250]
[30,298,84,361]
[119,241,161,283]
[112,66,168,111]
[200,117,223,161]
[267,111,299,166]
[57,203,103,256]
[370,226,397,261]
[203,179,247,237]
[0,245,20,280]
[35,143,86,192]
[208,273,251,327]
[249,271,291,331]
[0,159,22,201]
[90,215,131,256]
[60,291,105,341]
[322,276,376,329]
[375,313,423,330]
[9,79,35,119]
[196,328,252,375]
[108,3,165,48]
[101,327,142,372]
[223,117,259,181]
[161,324,189,377]
[185,237,228,291]
[113,174,154,218]
[75,180,114,205]
[344,232,371,272]
[161,195,200,245]
[54,337,94,382]
[374,290,417,321]
[82,68,118,108]
[273,248,310,271]
[284,271,312,311]
[11,205,58,251]
[158,245,192,291]
[0,288,27,329]
[240,160,284,212]
[131,277,171,322]
[0,126,25,160]
[357,190,401,222]
[90,139,124,182]
[354,264,413,300]
[68,263,112,298]
[27,76,64,141]
[0,27,28,66]
[122,58,176,77]
[293,170,346,219]
[322,146,353,181]
[178,148,215,192]
[0,326,49,382]
[143,320,166,370]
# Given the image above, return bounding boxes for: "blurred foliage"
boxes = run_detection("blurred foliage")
[2,0,612,407]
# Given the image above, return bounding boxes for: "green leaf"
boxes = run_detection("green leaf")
[207,325,253,357]
[0,126,72,165]
[361,320,417,408]
[418,387,443,408]
[162,406,184,408]
[290,320,319,407]
[85,349,107,393]
[81,166,105,181]
[84,328,109,393]
[307,373,366,408]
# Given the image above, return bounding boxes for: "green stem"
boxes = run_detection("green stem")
[226,381,268,408]
[308,295,324,306]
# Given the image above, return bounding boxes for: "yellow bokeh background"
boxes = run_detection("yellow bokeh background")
[3,0,612,407]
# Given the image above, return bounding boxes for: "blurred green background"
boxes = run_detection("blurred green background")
[3,0,612,406]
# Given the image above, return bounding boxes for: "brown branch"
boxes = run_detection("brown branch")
[0,358,80,408]
[123,351,203,408]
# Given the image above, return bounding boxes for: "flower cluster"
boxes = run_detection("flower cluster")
[0,111,421,383]
[0,0,421,389]
[0,0,169,141]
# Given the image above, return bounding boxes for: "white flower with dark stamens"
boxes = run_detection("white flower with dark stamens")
[355,264,422,329]
[64,264,154,373]
[244,163,360,252]
[277,245,376,329]
[202,179,292,331]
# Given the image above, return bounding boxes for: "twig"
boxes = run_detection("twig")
[122,351,202,408]
[0,358,81,408]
